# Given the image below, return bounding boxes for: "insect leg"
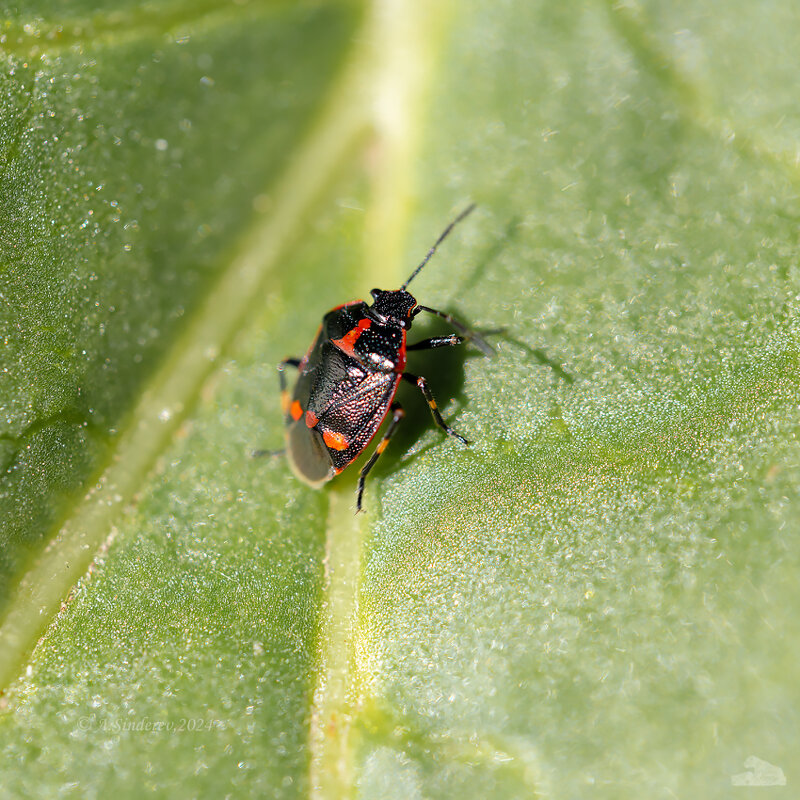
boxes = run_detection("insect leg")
[252,358,303,458]
[356,403,405,513]
[251,447,285,458]
[413,305,494,356]
[406,334,464,351]
[278,357,302,384]
[277,357,301,415]
[402,372,469,445]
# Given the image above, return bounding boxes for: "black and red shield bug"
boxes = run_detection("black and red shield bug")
[278,204,493,512]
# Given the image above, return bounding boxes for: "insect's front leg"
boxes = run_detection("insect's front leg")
[406,334,463,351]
[414,305,494,356]
[401,372,469,445]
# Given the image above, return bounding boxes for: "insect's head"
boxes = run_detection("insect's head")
[368,288,417,326]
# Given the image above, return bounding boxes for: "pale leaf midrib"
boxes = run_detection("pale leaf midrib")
[308,1,455,798]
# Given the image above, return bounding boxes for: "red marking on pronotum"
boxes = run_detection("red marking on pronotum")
[332,317,371,358]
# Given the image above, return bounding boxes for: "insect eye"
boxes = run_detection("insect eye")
[370,288,380,298]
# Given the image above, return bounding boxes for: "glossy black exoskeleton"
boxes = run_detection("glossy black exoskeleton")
[277,205,492,511]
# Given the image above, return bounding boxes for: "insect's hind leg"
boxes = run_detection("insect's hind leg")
[356,403,405,513]
[402,372,470,446]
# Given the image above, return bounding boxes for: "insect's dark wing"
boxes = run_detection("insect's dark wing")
[312,346,401,472]
[285,305,391,485]
[284,301,399,484]
[283,324,342,486]
[285,415,336,487]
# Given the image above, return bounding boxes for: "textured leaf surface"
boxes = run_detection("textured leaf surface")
[1,1,799,798]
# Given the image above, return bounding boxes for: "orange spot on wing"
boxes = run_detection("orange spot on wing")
[305,410,319,428]
[332,317,371,357]
[290,400,303,421]
[323,430,349,451]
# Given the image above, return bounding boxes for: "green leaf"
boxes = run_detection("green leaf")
[2,0,799,798]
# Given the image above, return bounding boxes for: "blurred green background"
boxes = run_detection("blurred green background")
[1,0,798,797]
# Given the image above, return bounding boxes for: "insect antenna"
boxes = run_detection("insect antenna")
[400,203,476,290]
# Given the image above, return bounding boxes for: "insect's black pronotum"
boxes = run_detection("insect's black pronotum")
[278,204,493,512]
